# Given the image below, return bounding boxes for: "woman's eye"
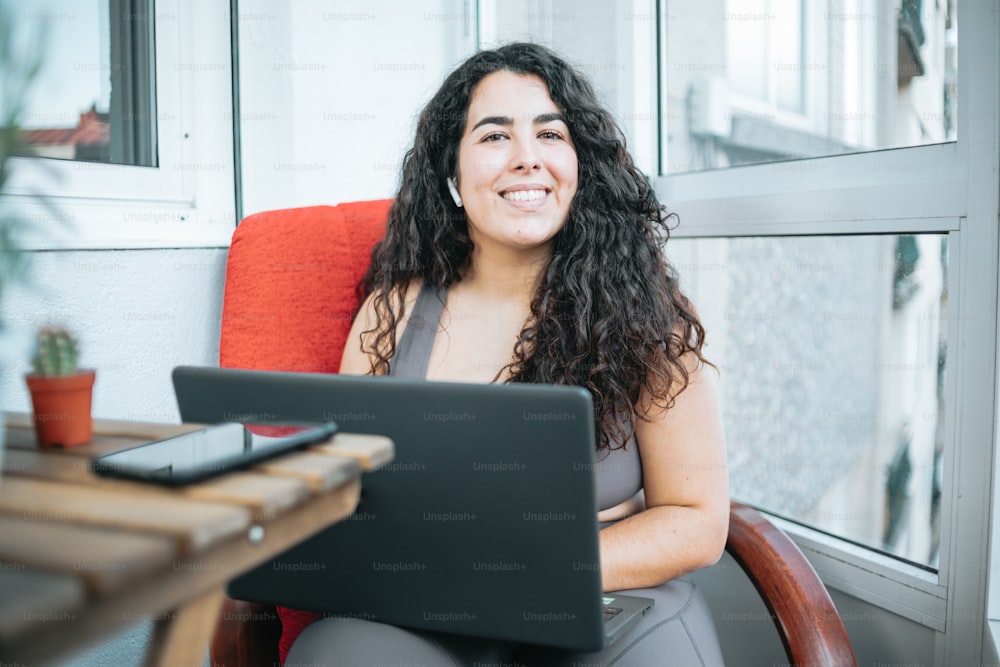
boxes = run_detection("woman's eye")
[482,132,507,142]
[539,130,564,141]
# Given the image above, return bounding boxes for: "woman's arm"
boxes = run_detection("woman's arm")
[598,357,730,592]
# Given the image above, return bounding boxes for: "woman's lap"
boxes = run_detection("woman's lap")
[284,578,724,667]
[284,616,514,666]
[513,578,724,666]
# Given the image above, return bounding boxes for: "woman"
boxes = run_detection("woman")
[286,42,729,666]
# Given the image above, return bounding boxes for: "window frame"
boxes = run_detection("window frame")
[5,0,236,250]
[655,0,999,663]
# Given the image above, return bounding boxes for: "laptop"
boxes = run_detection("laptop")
[172,365,654,651]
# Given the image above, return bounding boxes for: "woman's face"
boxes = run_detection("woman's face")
[455,71,579,257]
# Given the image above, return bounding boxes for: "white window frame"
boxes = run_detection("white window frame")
[656,1,999,664]
[6,0,236,250]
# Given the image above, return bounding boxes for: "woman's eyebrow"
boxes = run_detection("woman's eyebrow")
[471,115,513,131]
[533,112,566,125]
[470,112,567,131]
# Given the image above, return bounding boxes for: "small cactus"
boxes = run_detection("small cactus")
[31,326,79,376]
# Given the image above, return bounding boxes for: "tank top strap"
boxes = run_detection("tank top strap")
[388,282,446,379]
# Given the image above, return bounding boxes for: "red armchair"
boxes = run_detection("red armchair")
[210,201,857,666]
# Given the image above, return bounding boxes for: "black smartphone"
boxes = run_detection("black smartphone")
[91,421,338,486]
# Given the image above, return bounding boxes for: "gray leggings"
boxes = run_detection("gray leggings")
[284,578,725,667]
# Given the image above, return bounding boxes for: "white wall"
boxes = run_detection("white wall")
[1,249,226,422]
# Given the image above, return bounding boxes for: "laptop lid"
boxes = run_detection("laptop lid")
[172,365,608,651]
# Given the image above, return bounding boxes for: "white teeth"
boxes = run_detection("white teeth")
[502,189,547,202]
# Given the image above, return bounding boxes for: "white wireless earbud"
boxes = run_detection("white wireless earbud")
[446,178,463,208]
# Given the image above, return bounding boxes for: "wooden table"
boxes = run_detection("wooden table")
[0,413,393,667]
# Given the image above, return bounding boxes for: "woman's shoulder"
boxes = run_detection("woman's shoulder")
[356,277,425,323]
[340,278,427,375]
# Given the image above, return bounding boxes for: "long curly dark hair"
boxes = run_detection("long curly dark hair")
[359,42,709,451]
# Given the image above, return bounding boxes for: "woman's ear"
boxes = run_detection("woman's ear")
[446,177,463,208]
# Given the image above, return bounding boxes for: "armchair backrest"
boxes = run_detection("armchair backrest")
[219,200,392,372]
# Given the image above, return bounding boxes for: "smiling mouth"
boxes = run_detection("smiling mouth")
[500,189,548,202]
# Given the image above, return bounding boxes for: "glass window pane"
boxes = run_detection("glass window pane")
[771,0,802,113]
[3,0,157,167]
[668,234,947,569]
[726,0,769,100]
[666,0,958,173]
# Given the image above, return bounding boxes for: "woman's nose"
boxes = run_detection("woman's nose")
[509,138,542,172]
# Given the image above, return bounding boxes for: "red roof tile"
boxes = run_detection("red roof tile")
[21,105,109,147]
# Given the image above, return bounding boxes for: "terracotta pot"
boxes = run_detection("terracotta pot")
[24,370,96,448]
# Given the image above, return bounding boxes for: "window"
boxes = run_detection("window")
[13,0,157,167]
[2,0,236,249]
[658,0,996,661]
[668,233,947,569]
[666,0,958,173]
[662,0,959,567]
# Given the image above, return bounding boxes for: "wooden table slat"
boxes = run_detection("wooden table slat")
[4,431,199,460]
[254,451,361,492]
[4,447,112,481]
[3,449,313,520]
[0,477,251,554]
[183,473,312,520]
[0,516,176,595]
[312,433,395,471]
[4,412,205,455]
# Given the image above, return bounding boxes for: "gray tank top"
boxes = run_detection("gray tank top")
[388,284,643,511]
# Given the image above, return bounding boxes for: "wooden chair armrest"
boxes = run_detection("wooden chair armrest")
[210,597,281,667]
[726,501,858,667]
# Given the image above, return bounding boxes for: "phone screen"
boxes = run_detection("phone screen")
[92,422,338,485]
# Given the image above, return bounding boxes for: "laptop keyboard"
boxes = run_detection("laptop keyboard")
[603,605,623,622]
